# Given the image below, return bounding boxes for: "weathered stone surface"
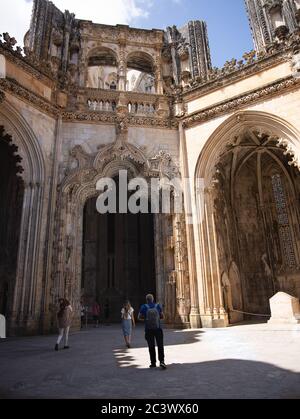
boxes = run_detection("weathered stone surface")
[268,292,300,325]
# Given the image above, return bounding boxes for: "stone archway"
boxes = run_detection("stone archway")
[194,111,300,326]
[50,129,191,330]
[0,127,24,318]
[0,99,46,335]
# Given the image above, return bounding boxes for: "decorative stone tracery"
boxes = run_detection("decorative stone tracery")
[50,121,190,329]
[194,111,300,326]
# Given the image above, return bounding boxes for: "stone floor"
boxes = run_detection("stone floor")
[0,322,300,399]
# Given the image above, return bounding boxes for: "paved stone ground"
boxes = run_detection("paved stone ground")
[0,323,300,399]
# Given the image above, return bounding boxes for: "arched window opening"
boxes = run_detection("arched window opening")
[87,49,118,90]
[126,53,155,93]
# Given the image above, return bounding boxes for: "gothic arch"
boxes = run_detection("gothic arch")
[126,51,155,74]
[0,99,46,334]
[87,46,119,64]
[0,100,45,184]
[195,110,300,187]
[194,110,300,326]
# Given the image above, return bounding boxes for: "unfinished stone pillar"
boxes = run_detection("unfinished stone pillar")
[196,185,229,328]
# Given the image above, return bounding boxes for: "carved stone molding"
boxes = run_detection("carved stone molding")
[62,111,178,129]
[183,77,299,127]
[0,78,59,117]
[62,139,180,197]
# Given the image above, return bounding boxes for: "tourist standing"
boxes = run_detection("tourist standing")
[80,300,85,329]
[55,299,73,351]
[92,300,101,328]
[138,294,167,369]
[121,301,135,348]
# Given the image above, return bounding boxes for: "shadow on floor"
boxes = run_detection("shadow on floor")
[1,358,299,399]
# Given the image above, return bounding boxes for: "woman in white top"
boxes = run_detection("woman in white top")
[121,301,135,348]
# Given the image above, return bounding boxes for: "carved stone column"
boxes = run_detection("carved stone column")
[155,54,164,95]
[159,214,175,324]
[118,45,127,91]
[173,213,191,327]
[178,122,201,328]
[41,117,63,333]
[10,181,44,334]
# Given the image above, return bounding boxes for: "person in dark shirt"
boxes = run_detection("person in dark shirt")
[138,294,167,370]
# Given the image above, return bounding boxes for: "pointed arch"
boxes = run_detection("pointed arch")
[193,110,300,326]
[195,110,300,187]
[0,98,46,335]
[0,100,45,184]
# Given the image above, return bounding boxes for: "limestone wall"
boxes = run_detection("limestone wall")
[61,122,179,167]
[185,87,300,183]
[3,92,56,160]
[5,60,53,101]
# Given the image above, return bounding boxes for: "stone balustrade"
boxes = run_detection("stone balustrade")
[85,88,160,117]
[127,101,156,115]
[87,98,117,112]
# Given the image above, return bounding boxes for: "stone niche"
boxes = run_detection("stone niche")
[0,314,6,338]
[268,292,300,325]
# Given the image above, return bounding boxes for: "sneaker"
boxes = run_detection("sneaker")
[63,346,70,350]
[55,344,59,351]
[149,364,156,369]
[160,362,167,370]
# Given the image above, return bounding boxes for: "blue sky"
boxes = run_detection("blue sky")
[0,0,253,68]
[131,0,254,67]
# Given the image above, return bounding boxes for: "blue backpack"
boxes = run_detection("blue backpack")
[145,304,160,330]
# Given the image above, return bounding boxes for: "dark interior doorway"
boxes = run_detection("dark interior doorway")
[82,195,156,323]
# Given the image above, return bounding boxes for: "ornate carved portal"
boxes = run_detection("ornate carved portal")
[50,127,191,330]
[0,127,24,319]
[197,126,300,325]
[82,197,156,323]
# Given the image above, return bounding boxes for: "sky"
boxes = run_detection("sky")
[0,0,253,68]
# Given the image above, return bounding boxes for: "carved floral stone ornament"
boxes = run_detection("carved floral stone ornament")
[277,138,300,170]
[291,52,300,78]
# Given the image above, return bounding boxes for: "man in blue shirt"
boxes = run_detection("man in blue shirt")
[138,294,167,370]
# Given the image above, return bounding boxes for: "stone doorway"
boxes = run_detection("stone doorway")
[82,197,156,323]
[0,127,24,318]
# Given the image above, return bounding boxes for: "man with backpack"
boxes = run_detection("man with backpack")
[138,294,167,370]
